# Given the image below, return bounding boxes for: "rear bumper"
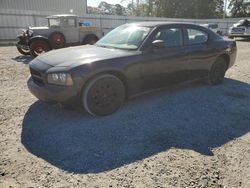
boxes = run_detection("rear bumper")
[27,77,79,104]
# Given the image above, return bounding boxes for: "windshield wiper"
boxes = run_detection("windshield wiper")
[96,44,116,49]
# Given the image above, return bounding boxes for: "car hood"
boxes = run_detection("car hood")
[36,45,137,67]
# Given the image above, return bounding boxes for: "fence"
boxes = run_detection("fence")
[0,8,249,41]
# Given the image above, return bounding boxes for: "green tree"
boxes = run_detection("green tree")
[112,0,225,18]
[115,4,124,15]
[229,0,250,17]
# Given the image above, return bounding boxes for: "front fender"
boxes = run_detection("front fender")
[16,34,28,45]
[28,35,51,47]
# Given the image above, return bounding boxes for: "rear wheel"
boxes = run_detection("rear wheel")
[30,40,50,57]
[207,57,227,85]
[17,47,30,55]
[49,32,65,49]
[82,74,125,116]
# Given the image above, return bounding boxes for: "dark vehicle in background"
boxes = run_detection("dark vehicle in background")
[228,19,250,39]
[27,22,237,116]
[16,14,103,57]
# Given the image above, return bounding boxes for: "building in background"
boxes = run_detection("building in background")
[0,0,87,41]
[1,0,87,15]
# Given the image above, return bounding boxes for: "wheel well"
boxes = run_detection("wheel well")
[82,71,128,98]
[218,54,230,69]
[82,34,99,44]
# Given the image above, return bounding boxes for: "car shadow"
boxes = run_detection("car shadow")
[21,78,250,174]
[12,55,33,64]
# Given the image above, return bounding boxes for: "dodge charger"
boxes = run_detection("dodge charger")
[28,22,237,116]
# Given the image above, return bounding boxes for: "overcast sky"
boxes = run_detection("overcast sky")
[87,0,128,7]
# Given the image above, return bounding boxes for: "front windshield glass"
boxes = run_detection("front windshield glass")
[48,18,61,27]
[96,25,151,50]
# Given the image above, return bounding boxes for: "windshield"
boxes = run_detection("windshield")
[48,18,61,27]
[96,25,151,50]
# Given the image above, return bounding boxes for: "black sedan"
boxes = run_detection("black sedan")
[28,22,237,116]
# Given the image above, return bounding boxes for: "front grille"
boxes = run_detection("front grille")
[30,67,44,86]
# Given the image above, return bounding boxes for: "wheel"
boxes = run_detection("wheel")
[30,40,50,57]
[207,57,227,85]
[17,47,30,55]
[83,35,98,45]
[82,74,125,116]
[49,32,65,49]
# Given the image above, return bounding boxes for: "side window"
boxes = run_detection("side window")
[62,18,76,28]
[154,28,183,47]
[187,29,208,45]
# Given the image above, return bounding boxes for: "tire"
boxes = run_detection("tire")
[30,40,50,57]
[49,32,66,49]
[17,47,30,55]
[83,35,98,45]
[207,57,227,85]
[82,74,125,116]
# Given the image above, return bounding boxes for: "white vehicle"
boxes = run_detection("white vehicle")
[16,14,103,57]
[228,19,250,39]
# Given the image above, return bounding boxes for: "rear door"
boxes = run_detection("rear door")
[141,26,190,91]
[183,27,215,80]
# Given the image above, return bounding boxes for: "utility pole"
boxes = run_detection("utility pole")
[223,0,228,19]
[86,0,88,14]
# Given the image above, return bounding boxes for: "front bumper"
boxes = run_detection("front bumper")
[27,77,79,104]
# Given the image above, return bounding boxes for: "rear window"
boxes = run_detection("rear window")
[187,29,208,45]
[154,28,183,47]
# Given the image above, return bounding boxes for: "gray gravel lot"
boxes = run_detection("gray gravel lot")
[0,41,250,188]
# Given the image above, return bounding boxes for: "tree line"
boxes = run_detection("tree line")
[90,0,250,18]
[127,0,250,18]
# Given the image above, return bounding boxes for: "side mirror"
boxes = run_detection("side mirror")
[152,40,165,49]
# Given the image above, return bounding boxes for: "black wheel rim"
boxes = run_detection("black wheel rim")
[86,78,125,115]
[91,81,117,108]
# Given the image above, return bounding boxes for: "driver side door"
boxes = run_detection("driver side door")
[141,26,190,91]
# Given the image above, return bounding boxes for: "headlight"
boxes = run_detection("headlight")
[47,73,73,86]
[22,30,27,37]
[27,30,33,37]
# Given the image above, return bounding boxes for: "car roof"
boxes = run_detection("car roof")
[126,21,200,28]
[46,14,77,19]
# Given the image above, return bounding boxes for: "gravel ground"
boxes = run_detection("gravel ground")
[0,41,250,188]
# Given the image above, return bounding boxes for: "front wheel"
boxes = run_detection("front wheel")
[207,58,227,85]
[17,47,30,55]
[82,74,125,116]
[30,40,50,57]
